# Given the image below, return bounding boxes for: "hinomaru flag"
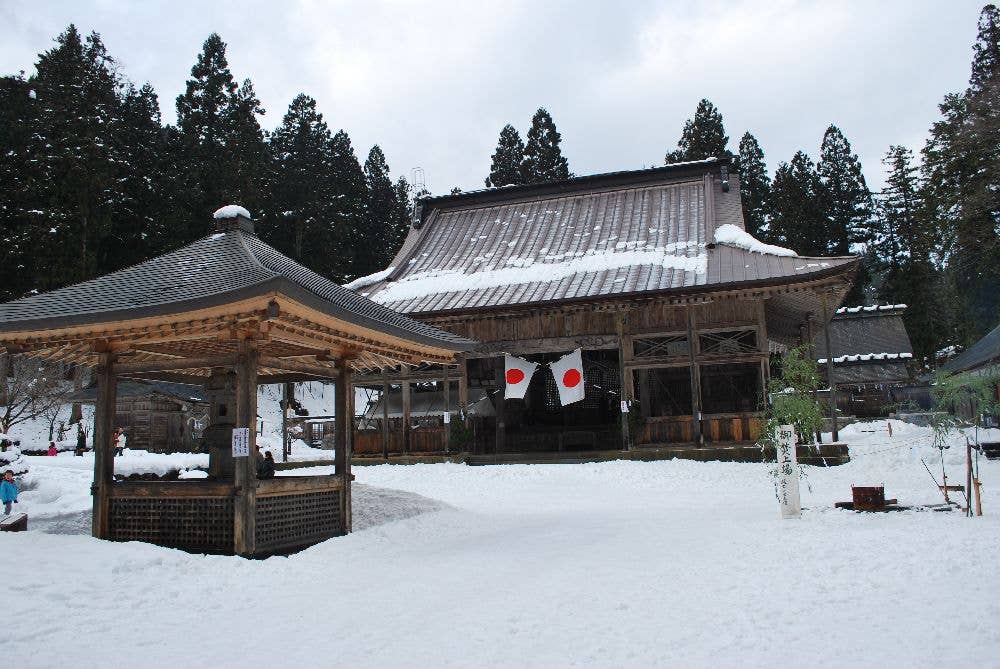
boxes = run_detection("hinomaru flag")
[504,354,538,400]
[550,348,585,406]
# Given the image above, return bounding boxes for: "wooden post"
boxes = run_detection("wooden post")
[966,438,974,516]
[443,365,451,455]
[280,382,290,463]
[233,338,258,557]
[91,350,117,539]
[974,475,983,516]
[335,364,353,533]
[381,369,390,460]
[458,355,469,428]
[616,312,631,451]
[495,364,506,454]
[686,306,703,445]
[822,296,839,442]
[401,366,411,455]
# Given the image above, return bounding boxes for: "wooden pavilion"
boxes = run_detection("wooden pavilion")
[347,159,859,461]
[0,207,473,556]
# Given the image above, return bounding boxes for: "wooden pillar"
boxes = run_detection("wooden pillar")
[443,365,451,455]
[381,369,390,460]
[686,306,703,445]
[280,382,291,463]
[335,364,353,533]
[233,338,258,557]
[457,355,469,427]
[401,366,411,455]
[91,350,117,539]
[821,296,839,442]
[616,312,631,451]
[495,364,506,454]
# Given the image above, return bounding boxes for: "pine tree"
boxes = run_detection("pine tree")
[768,152,827,256]
[665,99,732,164]
[361,145,397,275]
[329,130,368,280]
[874,146,945,364]
[0,73,36,301]
[27,26,122,290]
[520,108,570,184]
[736,132,769,238]
[267,93,345,278]
[175,33,239,237]
[817,125,872,256]
[922,4,1000,342]
[485,124,524,187]
[392,177,413,251]
[224,79,270,219]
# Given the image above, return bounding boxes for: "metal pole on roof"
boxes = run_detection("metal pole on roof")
[822,296,839,442]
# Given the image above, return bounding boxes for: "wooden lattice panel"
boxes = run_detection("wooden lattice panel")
[109,496,234,553]
[255,490,341,554]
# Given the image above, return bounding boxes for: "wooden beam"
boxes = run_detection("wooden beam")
[233,338,258,557]
[91,351,117,540]
[114,354,236,375]
[258,355,339,379]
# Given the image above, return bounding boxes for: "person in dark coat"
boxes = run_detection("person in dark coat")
[257,451,276,480]
[76,425,87,456]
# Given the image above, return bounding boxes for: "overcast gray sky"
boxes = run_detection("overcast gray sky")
[0,1,985,194]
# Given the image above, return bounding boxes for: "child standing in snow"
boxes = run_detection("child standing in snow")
[1,470,17,515]
[114,428,127,456]
[47,442,58,456]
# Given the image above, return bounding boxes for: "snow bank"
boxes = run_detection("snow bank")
[370,246,707,304]
[713,223,797,256]
[836,303,907,314]
[818,352,913,363]
[212,204,251,220]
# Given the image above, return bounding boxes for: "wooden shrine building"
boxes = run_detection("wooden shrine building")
[812,304,914,418]
[348,159,859,459]
[0,207,472,556]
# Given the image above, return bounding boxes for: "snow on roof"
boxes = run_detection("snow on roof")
[213,204,252,220]
[713,224,796,257]
[835,304,907,315]
[343,266,396,291]
[370,245,707,305]
[817,352,913,364]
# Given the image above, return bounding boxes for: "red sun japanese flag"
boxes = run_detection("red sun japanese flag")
[550,348,585,406]
[504,354,538,400]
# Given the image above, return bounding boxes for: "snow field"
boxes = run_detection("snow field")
[5,419,1000,668]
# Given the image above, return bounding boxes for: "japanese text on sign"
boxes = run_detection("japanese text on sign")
[232,427,250,458]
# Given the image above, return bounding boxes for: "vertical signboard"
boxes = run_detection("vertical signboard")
[777,425,801,519]
[232,427,250,458]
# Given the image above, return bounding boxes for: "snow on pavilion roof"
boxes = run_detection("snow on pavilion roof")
[0,225,473,352]
[349,160,858,314]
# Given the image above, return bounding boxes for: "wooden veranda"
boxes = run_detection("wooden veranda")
[0,208,473,556]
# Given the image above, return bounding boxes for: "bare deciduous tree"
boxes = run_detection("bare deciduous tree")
[0,355,74,435]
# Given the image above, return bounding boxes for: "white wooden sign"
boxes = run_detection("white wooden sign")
[620,400,629,414]
[443,411,451,424]
[231,427,250,458]
[777,424,801,519]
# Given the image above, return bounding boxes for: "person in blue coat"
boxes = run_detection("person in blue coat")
[1,470,17,515]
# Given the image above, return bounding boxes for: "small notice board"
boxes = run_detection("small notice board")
[232,427,250,458]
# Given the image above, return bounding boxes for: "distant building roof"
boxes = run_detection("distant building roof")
[71,380,206,404]
[0,218,473,351]
[349,160,857,314]
[941,321,1000,374]
[814,305,914,385]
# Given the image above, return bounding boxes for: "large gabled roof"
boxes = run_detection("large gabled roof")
[348,160,858,314]
[0,223,473,352]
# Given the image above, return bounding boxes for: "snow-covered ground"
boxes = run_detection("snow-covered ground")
[6,419,1000,668]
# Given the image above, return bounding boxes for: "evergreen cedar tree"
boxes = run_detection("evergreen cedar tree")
[485,124,525,187]
[484,109,571,186]
[3,8,999,362]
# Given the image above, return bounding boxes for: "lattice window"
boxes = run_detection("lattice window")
[700,363,762,413]
[109,496,233,553]
[256,491,341,553]
[699,329,757,355]
[636,367,693,417]
[633,335,689,358]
